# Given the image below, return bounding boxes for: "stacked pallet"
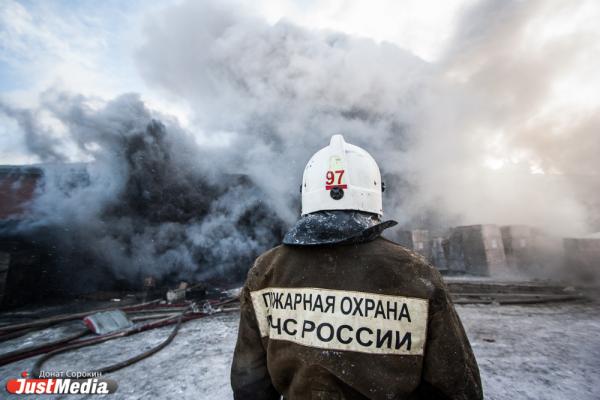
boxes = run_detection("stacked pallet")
[444,278,585,304]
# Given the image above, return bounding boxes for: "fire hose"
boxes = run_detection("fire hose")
[0,329,89,366]
[0,312,188,367]
[0,298,239,371]
[0,299,162,341]
[30,306,193,378]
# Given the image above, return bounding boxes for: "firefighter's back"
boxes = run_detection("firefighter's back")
[242,237,444,399]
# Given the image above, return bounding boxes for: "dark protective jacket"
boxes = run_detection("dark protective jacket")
[231,237,483,400]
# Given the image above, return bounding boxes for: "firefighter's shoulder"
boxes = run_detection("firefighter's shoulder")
[245,245,286,287]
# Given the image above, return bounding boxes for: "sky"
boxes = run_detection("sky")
[1,0,599,236]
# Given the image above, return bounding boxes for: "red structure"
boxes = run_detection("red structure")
[0,166,45,307]
[0,166,42,220]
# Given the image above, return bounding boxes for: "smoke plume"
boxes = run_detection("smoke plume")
[1,92,285,287]
[135,0,599,234]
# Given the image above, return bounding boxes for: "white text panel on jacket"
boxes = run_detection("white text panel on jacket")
[250,287,428,355]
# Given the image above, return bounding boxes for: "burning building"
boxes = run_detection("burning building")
[0,120,288,307]
[0,166,52,307]
[0,159,286,308]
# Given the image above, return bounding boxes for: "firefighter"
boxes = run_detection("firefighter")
[231,135,483,400]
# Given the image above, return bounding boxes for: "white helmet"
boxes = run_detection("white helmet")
[301,135,383,216]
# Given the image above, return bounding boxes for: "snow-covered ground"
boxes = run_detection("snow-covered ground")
[459,302,600,400]
[1,301,599,399]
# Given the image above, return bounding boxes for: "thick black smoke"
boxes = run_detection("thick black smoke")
[1,92,285,289]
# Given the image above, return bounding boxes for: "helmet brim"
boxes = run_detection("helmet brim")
[282,210,397,246]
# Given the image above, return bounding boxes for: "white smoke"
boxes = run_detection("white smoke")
[135,0,599,235]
